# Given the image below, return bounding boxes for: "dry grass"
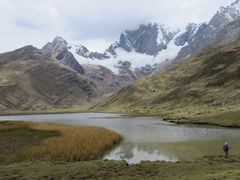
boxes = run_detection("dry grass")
[22,122,122,161]
[0,121,59,163]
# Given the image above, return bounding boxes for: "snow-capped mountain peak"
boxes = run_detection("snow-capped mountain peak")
[53,36,67,43]
[107,23,178,57]
[174,0,240,62]
[231,0,240,8]
[174,23,201,46]
[42,0,240,76]
[43,22,194,74]
[66,24,189,73]
[157,24,175,46]
[51,36,69,51]
[211,1,240,26]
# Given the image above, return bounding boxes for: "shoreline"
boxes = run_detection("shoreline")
[1,109,240,129]
[119,111,240,129]
[165,119,240,129]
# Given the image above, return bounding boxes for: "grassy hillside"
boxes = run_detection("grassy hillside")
[0,46,97,113]
[94,40,240,127]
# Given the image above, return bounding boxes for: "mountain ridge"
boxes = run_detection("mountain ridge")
[0,45,97,112]
[175,0,240,62]
[93,40,240,126]
[51,0,240,71]
[2,0,240,114]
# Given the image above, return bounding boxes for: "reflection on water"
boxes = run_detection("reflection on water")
[104,143,179,164]
[0,113,239,164]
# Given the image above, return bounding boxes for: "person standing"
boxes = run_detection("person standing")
[223,142,230,158]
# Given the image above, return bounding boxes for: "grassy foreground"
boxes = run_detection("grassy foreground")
[0,121,122,162]
[1,156,240,179]
[1,121,240,179]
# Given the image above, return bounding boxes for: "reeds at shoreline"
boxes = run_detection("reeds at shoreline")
[20,122,122,161]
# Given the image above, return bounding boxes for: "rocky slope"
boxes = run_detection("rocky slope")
[94,40,240,126]
[82,64,137,94]
[43,37,139,94]
[175,0,240,62]
[0,46,96,112]
[42,36,85,75]
[213,19,240,45]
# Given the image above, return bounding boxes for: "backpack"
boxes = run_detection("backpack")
[223,144,229,151]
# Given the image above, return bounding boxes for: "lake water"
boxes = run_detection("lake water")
[0,113,239,164]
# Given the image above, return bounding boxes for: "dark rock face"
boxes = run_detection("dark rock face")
[135,64,159,76]
[56,49,85,74]
[117,61,132,69]
[214,20,240,45]
[88,52,109,60]
[105,44,117,56]
[119,33,134,52]
[129,24,173,56]
[175,23,199,46]
[75,45,110,60]
[108,23,175,56]
[76,45,90,58]
[42,36,85,74]
[73,23,176,59]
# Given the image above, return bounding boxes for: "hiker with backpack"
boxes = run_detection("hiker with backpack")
[223,142,230,158]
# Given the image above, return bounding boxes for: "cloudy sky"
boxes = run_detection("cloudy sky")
[0,0,234,53]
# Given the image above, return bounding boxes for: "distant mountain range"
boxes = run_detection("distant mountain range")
[1,0,240,113]
[38,0,240,79]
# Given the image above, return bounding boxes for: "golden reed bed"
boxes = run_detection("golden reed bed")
[21,122,122,161]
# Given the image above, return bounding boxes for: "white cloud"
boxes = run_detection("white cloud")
[75,39,113,52]
[0,0,234,52]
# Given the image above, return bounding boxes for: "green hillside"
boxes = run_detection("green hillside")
[94,40,240,127]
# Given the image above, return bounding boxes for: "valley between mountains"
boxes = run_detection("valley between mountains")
[1,0,240,128]
[2,1,240,179]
